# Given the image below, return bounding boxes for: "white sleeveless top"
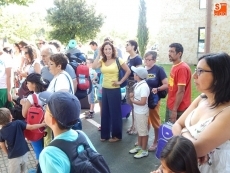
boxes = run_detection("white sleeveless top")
[185,106,230,173]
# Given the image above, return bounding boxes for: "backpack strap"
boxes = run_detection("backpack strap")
[32,93,39,107]
[48,130,90,161]
[115,58,121,70]
[54,73,73,94]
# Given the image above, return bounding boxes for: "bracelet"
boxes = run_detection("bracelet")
[157,87,160,91]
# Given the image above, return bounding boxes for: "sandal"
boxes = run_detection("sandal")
[84,111,90,115]
[85,112,94,119]
[128,129,137,135]
[127,126,133,133]
[148,144,157,152]
[100,138,107,142]
[109,137,121,142]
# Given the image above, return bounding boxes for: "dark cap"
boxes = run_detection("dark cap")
[26,73,48,86]
[39,91,81,128]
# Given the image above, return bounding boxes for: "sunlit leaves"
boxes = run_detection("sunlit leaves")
[46,0,104,43]
[0,0,34,6]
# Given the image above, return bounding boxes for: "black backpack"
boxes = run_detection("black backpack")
[48,130,110,173]
[156,65,168,99]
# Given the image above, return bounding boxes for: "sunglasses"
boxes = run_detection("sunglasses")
[38,42,45,45]
[24,52,28,54]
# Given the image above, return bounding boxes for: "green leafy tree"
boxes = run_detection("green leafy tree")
[0,0,33,6]
[46,0,104,44]
[0,5,48,43]
[137,0,149,58]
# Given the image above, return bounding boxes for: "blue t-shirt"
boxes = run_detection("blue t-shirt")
[127,55,142,78]
[0,120,29,159]
[93,49,101,73]
[146,65,167,88]
[39,129,96,173]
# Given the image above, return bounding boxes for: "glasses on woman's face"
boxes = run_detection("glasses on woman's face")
[144,58,153,61]
[194,68,212,76]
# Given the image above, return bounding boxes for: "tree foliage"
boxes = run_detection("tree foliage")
[0,0,33,6]
[137,0,149,58]
[46,0,104,44]
[0,5,48,43]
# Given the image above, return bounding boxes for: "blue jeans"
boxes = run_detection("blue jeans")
[101,88,122,139]
[31,138,44,160]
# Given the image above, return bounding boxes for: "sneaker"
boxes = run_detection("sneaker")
[129,146,141,154]
[134,149,148,158]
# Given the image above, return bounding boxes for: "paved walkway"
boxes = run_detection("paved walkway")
[0,142,37,173]
[0,104,160,173]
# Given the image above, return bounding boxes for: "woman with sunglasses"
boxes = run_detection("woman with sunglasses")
[17,45,41,98]
[18,45,41,78]
[173,52,230,173]
[125,40,143,135]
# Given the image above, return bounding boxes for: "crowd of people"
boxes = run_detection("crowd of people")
[0,37,230,173]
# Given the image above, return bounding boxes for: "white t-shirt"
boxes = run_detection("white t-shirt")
[27,93,44,107]
[0,52,12,89]
[12,53,22,71]
[28,59,41,75]
[47,71,74,94]
[133,80,150,114]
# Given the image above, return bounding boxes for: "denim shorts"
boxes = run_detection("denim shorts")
[88,87,96,104]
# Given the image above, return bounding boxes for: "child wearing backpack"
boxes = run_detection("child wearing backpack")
[38,91,110,173]
[20,73,49,163]
[129,66,150,158]
[0,107,46,173]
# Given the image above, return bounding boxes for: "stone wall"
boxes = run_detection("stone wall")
[210,0,230,54]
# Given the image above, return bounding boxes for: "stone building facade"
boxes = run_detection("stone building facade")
[155,0,230,64]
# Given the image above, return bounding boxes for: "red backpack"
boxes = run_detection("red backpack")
[74,64,93,99]
[76,64,90,90]
[24,94,45,141]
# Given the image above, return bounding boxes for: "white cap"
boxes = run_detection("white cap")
[131,66,148,79]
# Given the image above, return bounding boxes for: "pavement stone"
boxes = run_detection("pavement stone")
[0,103,161,173]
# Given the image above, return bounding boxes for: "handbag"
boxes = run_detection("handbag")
[115,58,127,88]
[158,88,168,99]
[148,88,159,109]
[5,100,25,121]
[157,66,168,99]
[18,80,32,98]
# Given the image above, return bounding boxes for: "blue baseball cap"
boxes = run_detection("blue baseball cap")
[39,91,81,128]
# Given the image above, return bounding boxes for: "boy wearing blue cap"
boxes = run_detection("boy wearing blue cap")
[38,91,96,173]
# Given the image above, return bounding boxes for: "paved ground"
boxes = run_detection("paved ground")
[0,103,161,173]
